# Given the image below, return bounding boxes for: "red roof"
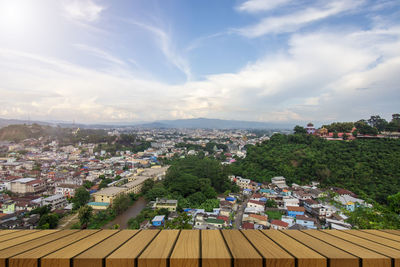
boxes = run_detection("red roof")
[217,216,229,222]
[252,193,262,199]
[287,206,305,212]
[242,222,255,229]
[249,214,268,221]
[296,215,316,222]
[271,220,289,228]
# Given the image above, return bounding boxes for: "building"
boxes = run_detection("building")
[55,184,79,197]
[306,123,316,134]
[153,198,178,212]
[123,176,150,194]
[152,215,165,227]
[42,194,67,210]
[287,206,305,218]
[271,177,288,188]
[270,220,289,230]
[92,187,126,205]
[295,215,317,229]
[0,200,15,214]
[10,178,46,194]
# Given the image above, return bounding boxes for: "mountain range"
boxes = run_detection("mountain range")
[0,117,294,130]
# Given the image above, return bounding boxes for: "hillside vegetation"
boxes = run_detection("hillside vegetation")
[232,134,400,204]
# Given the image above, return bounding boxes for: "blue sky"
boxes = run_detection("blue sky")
[0,0,399,123]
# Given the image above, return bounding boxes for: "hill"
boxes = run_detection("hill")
[232,134,400,204]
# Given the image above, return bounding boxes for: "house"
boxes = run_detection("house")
[270,220,289,230]
[153,198,178,212]
[92,187,126,205]
[271,177,288,188]
[55,184,79,197]
[242,222,255,229]
[281,216,295,227]
[295,215,317,229]
[283,197,299,208]
[0,200,15,214]
[247,200,265,212]
[242,214,268,226]
[303,199,321,213]
[10,178,46,194]
[287,206,305,217]
[42,194,67,210]
[151,215,165,227]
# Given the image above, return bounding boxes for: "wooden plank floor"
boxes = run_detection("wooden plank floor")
[0,229,398,267]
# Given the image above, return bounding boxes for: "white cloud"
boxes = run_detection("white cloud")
[237,0,364,37]
[63,0,105,22]
[0,23,399,123]
[237,0,292,13]
[73,44,126,66]
[125,20,192,80]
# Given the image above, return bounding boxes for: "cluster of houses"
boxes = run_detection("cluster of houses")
[229,175,368,230]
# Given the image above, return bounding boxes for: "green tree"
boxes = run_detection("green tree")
[83,180,94,189]
[38,213,59,229]
[293,125,307,134]
[164,212,192,229]
[72,187,90,210]
[112,194,131,215]
[387,192,400,214]
[78,205,93,228]
[265,199,277,208]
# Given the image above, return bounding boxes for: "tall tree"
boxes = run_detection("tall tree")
[72,187,90,210]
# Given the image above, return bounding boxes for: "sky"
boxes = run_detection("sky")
[0,0,399,124]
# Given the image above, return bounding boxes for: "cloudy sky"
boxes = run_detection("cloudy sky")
[0,0,399,124]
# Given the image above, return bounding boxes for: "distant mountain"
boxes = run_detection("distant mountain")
[0,117,294,130]
[137,118,293,129]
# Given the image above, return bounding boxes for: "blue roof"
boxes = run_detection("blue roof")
[244,189,252,191]
[88,202,110,206]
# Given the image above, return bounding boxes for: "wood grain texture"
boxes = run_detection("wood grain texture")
[41,230,117,267]
[201,230,231,267]
[73,230,138,267]
[0,230,57,250]
[106,230,160,267]
[221,230,262,267]
[0,230,78,267]
[170,230,199,267]
[0,230,38,243]
[283,230,357,267]
[8,230,98,267]
[325,230,400,267]
[263,230,326,267]
[304,230,391,267]
[242,230,294,267]
[362,230,400,242]
[0,230,20,237]
[344,230,400,250]
[138,230,180,267]
[382,230,400,236]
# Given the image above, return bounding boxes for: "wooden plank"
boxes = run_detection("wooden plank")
[9,230,98,267]
[262,230,326,267]
[138,230,180,267]
[0,230,20,237]
[283,230,357,267]
[73,230,138,267]
[361,230,400,242]
[304,230,391,267]
[221,230,262,267]
[201,230,231,267]
[242,230,294,267]
[106,230,159,267]
[382,230,400,236]
[170,230,199,267]
[0,230,58,250]
[0,230,38,243]
[0,230,78,267]
[344,230,400,250]
[41,230,117,267]
[325,230,400,267]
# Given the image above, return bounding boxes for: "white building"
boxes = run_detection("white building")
[42,194,67,210]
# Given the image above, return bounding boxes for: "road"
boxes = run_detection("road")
[234,198,248,229]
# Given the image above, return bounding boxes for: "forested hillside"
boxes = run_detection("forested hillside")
[232,134,400,204]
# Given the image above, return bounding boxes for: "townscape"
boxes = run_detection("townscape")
[1,116,398,231]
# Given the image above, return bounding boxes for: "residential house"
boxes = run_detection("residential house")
[271,176,288,188]
[151,215,165,227]
[55,184,79,197]
[42,194,67,211]
[153,198,178,212]
[270,220,289,230]
[247,200,265,212]
[242,214,268,227]
[287,206,305,218]
[295,215,317,229]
